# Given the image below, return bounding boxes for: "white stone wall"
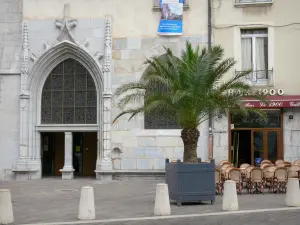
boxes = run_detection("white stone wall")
[0,0,22,74]
[0,75,20,180]
[212,116,229,164]
[110,36,210,171]
[284,109,300,163]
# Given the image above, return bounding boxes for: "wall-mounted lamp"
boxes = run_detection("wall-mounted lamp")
[289,115,294,120]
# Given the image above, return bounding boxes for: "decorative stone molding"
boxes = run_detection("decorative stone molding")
[95,16,113,181]
[55,4,78,43]
[27,40,104,180]
[43,41,52,51]
[13,21,34,180]
[103,17,112,74]
[30,53,37,63]
[20,21,29,79]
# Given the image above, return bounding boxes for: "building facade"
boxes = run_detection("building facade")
[0,0,299,180]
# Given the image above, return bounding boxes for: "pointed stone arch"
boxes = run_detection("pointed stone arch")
[16,41,106,179]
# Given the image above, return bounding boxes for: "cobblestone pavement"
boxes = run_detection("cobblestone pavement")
[100,211,300,225]
[0,179,292,224]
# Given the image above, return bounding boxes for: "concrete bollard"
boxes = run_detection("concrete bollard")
[222,180,239,211]
[285,178,300,207]
[78,186,96,220]
[154,183,171,216]
[0,189,14,224]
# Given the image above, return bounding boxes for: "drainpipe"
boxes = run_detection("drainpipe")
[208,0,213,160]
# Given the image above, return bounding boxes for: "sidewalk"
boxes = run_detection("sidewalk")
[0,179,287,224]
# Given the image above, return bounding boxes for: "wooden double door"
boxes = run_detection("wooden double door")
[231,129,282,167]
[251,129,281,166]
[41,132,97,177]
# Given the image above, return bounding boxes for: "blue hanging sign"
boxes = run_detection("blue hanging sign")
[157,0,183,36]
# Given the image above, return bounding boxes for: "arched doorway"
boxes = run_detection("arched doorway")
[40,58,98,177]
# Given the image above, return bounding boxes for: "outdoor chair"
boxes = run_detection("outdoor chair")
[228,168,243,194]
[248,168,264,194]
[261,160,272,164]
[220,160,231,166]
[215,168,223,195]
[260,163,272,169]
[293,159,300,166]
[244,165,254,189]
[275,159,284,166]
[277,163,286,168]
[224,166,235,180]
[240,164,250,186]
[263,165,276,193]
[274,167,288,194]
[288,165,300,178]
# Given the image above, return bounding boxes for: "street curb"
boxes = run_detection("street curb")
[18,207,300,225]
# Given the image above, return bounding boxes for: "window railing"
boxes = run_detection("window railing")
[153,0,190,11]
[235,69,274,86]
[235,0,273,6]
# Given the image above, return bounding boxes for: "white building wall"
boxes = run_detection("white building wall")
[212,116,229,165]
[0,75,20,180]
[283,109,300,163]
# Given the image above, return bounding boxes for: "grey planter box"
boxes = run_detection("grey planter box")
[165,158,215,206]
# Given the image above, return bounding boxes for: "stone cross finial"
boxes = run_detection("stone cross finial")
[55,4,77,42]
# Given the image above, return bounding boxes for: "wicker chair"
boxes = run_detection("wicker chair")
[288,165,300,178]
[215,168,223,195]
[228,168,243,194]
[248,168,264,194]
[263,165,276,193]
[274,167,288,193]
[293,159,300,166]
[275,159,284,166]
[261,159,272,164]
[224,166,235,180]
[220,160,231,166]
[277,163,286,168]
[244,165,254,189]
[260,163,272,169]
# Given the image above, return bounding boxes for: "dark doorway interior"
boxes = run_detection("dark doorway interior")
[41,132,64,177]
[73,132,97,177]
[231,130,251,167]
[41,132,97,177]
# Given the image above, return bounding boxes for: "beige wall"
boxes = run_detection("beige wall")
[213,0,300,95]
[23,0,208,37]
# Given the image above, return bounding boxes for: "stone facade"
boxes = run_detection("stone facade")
[283,109,300,162]
[0,0,22,74]
[1,0,300,180]
[110,36,210,173]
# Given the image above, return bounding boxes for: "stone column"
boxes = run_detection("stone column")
[60,132,75,180]
[95,16,113,181]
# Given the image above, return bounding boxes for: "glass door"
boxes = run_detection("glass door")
[267,131,279,163]
[251,130,280,166]
[252,131,265,166]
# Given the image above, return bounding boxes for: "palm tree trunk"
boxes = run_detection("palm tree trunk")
[181,128,200,163]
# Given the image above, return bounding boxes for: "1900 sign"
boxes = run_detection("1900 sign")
[244,101,300,108]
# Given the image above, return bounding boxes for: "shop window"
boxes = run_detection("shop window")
[231,109,281,128]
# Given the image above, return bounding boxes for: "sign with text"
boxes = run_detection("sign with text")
[243,96,300,108]
[158,0,183,36]
[227,88,285,96]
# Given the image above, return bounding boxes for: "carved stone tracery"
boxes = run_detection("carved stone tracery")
[55,4,78,43]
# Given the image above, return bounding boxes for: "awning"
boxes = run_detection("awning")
[243,95,300,108]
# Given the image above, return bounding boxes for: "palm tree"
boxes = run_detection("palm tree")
[113,41,265,163]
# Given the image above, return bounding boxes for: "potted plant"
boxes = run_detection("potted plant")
[113,41,265,206]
